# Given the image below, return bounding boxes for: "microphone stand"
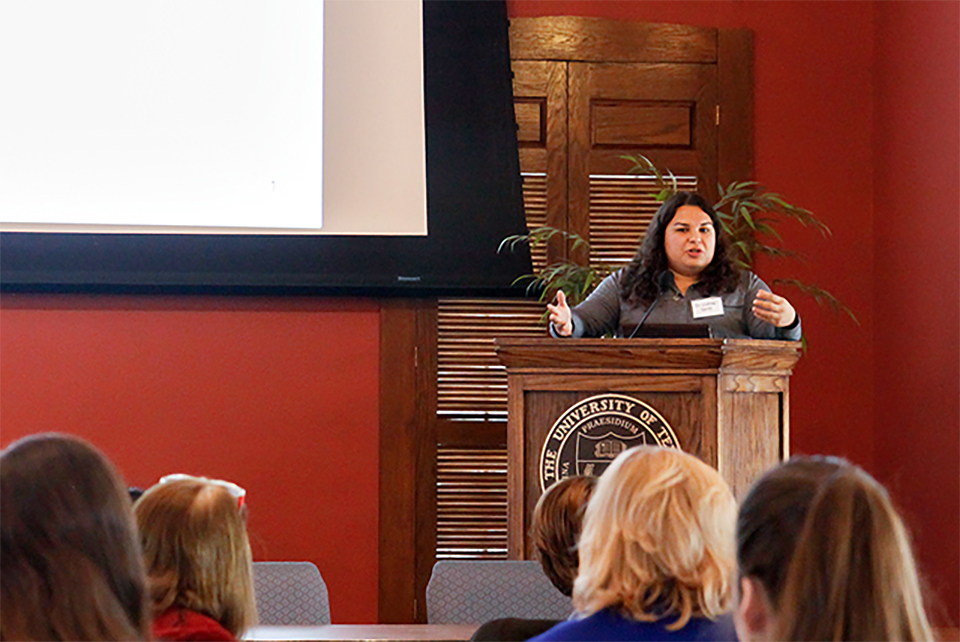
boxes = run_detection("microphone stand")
[626,295,661,339]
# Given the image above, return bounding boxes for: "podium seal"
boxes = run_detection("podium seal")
[539,393,679,491]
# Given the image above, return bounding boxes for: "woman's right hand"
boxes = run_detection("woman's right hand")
[547,289,573,337]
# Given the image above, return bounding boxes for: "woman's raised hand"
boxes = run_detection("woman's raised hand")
[752,289,797,328]
[547,289,573,337]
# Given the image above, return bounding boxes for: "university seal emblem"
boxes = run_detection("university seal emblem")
[539,393,679,491]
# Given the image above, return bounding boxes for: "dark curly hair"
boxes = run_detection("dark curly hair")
[619,191,740,303]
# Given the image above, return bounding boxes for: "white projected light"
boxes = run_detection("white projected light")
[0,0,427,236]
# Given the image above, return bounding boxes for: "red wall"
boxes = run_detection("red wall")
[509,0,878,468]
[873,1,960,624]
[0,296,381,623]
[507,0,958,624]
[1,0,957,626]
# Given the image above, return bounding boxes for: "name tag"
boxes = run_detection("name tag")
[691,296,724,319]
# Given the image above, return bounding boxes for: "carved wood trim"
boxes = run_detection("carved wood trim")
[509,17,718,63]
[378,299,437,623]
[495,338,800,373]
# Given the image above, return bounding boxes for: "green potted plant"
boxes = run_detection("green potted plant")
[499,154,857,325]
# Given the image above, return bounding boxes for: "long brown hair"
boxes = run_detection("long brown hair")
[531,475,597,596]
[737,455,933,640]
[619,191,740,303]
[134,475,257,637]
[0,433,150,641]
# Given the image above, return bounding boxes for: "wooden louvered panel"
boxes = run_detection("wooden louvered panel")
[521,172,548,270]
[437,299,545,418]
[588,174,698,266]
[436,446,508,560]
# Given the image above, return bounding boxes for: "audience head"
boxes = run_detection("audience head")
[134,473,257,637]
[531,475,598,596]
[0,433,150,641]
[573,446,736,629]
[735,455,932,641]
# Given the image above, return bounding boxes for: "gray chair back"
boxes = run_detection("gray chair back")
[426,560,572,624]
[253,561,331,625]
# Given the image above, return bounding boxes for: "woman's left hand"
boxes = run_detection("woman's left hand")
[752,289,797,327]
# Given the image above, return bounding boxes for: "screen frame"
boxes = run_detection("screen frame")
[0,0,532,297]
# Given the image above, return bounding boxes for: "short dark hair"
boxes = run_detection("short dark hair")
[530,476,597,596]
[619,191,740,303]
[0,433,150,640]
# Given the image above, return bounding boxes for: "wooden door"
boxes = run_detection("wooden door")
[568,60,717,264]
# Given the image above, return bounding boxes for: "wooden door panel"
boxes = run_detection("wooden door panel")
[592,102,692,147]
[586,62,716,98]
[509,17,717,64]
[568,61,719,250]
[512,59,568,263]
[574,62,717,174]
[514,100,545,145]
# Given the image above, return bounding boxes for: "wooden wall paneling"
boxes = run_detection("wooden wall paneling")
[545,61,570,264]
[717,382,785,501]
[506,372,527,558]
[512,59,569,264]
[577,62,720,202]
[379,299,437,623]
[412,303,438,623]
[513,61,549,170]
[700,376,720,468]
[592,103,693,147]
[567,62,591,264]
[437,418,508,448]
[781,379,790,460]
[717,28,755,186]
[509,17,717,63]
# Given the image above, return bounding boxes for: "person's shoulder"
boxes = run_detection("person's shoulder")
[737,270,769,291]
[528,609,640,641]
[527,611,606,641]
[604,268,627,286]
[471,618,560,642]
[152,608,236,642]
[531,610,738,642]
[689,613,738,641]
[579,268,625,302]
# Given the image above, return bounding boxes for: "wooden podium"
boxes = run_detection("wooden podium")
[494,337,801,559]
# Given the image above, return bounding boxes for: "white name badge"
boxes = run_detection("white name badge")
[691,296,724,319]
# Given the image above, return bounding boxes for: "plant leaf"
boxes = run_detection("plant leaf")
[772,278,860,325]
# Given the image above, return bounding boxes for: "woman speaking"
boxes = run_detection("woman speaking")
[547,191,801,340]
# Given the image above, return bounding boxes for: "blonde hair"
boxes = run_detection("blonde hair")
[573,446,736,629]
[737,456,932,641]
[0,433,149,641]
[531,475,598,596]
[134,475,257,637]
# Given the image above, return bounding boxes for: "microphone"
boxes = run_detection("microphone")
[626,271,672,339]
[626,296,661,339]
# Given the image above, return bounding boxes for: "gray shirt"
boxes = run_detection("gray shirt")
[557,269,801,340]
